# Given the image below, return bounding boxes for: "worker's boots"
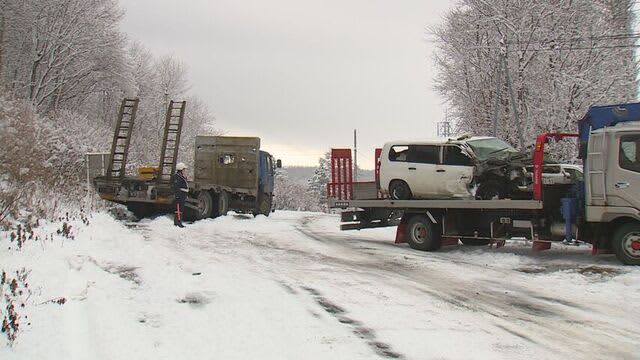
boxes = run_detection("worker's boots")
[174,217,185,228]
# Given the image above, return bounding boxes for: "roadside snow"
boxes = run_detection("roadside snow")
[1,211,638,359]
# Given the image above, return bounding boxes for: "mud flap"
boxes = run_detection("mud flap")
[532,240,551,251]
[395,224,407,244]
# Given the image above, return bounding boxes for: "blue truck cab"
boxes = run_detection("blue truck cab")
[258,151,278,195]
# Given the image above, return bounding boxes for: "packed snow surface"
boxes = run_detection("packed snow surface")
[1,211,639,359]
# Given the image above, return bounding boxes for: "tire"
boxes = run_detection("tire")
[254,193,272,217]
[476,179,506,200]
[126,203,153,220]
[461,239,490,246]
[405,215,441,251]
[612,222,640,265]
[213,190,230,217]
[389,180,413,200]
[193,191,213,220]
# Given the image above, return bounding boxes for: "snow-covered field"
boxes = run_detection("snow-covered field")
[1,210,639,359]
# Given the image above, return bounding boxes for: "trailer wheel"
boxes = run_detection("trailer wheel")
[612,222,640,265]
[126,203,153,220]
[213,191,229,217]
[406,215,441,251]
[193,191,213,220]
[389,180,412,200]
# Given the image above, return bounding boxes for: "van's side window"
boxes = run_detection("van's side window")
[619,135,640,172]
[542,165,561,174]
[389,146,409,162]
[443,146,472,166]
[408,145,439,164]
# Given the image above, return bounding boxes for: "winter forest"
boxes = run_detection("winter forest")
[0,0,220,222]
[1,0,639,223]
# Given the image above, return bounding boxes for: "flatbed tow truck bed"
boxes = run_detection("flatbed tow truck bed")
[329,198,543,210]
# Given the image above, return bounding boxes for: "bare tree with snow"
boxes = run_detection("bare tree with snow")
[432,0,638,160]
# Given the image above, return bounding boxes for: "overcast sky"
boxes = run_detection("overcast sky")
[121,0,454,169]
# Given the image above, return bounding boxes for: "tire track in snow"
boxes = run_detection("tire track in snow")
[294,214,638,360]
[300,285,404,359]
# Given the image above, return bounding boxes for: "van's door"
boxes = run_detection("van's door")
[383,145,410,195]
[407,145,440,197]
[440,145,474,197]
[608,133,640,210]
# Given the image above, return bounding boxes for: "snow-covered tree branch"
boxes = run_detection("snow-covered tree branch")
[432,0,638,160]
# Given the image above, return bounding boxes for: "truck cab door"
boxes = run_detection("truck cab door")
[258,152,275,193]
[608,133,640,209]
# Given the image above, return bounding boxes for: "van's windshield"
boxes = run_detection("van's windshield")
[466,138,519,161]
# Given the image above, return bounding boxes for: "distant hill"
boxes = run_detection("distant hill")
[281,166,374,186]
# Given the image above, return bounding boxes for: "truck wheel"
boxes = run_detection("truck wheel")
[255,193,272,217]
[406,215,441,251]
[476,179,505,200]
[213,191,229,217]
[194,191,213,220]
[612,222,640,265]
[126,203,153,220]
[389,180,412,200]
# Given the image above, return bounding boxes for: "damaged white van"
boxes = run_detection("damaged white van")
[379,136,528,200]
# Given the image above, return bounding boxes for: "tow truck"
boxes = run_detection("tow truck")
[328,102,640,265]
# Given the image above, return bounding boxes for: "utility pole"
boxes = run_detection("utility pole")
[353,129,358,182]
[493,39,524,150]
[491,51,502,138]
[502,52,525,150]
[437,109,451,137]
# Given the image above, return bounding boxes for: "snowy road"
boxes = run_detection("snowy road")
[2,211,639,359]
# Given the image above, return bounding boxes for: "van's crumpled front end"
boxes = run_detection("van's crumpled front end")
[464,138,530,199]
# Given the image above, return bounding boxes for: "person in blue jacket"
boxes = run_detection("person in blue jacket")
[172,162,189,227]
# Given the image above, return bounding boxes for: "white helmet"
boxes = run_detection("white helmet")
[176,162,187,171]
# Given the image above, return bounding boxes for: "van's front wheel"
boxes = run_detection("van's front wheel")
[476,179,505,200]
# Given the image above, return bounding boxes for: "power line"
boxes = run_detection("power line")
[433,32,640,49]
[461,43,640,52]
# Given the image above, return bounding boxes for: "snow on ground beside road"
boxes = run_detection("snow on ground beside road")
[1,210,639,359]
[1,212,374,359]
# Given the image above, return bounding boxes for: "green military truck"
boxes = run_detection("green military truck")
[93,98,280,220]
[189,135,281,219]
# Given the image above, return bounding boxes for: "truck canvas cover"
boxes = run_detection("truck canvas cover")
[194,136,261,192]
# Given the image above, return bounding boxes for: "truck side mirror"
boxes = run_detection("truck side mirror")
[276,159,282,168]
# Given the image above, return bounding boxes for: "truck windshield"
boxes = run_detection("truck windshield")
[467,138,519,160]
